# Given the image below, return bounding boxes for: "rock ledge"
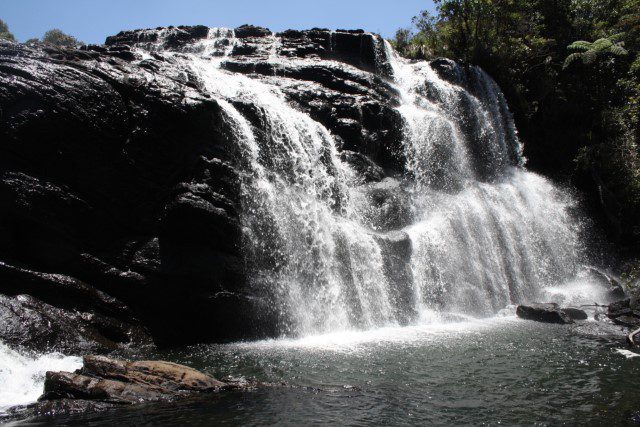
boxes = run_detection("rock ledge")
[8,355,266,418]
[516,303,587,324]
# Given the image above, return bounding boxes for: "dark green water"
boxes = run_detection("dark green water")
[10,317,640,426]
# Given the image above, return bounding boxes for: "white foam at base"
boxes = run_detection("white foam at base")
[232,314,520,352]
[615,349,640,359]
[0,342,82,413]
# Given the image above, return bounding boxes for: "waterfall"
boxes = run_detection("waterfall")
[138,29,585,335]
[383,43,582,318]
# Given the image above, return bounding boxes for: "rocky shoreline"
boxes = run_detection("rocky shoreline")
[516,287,640,346]
[4,355,271,420]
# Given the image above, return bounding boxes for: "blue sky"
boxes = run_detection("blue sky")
[2,0,435,44]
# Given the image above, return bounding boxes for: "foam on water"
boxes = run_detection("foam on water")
[232,314,521,353]
[0,343,82,413]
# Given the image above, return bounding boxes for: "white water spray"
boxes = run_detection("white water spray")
[166,30,586,334]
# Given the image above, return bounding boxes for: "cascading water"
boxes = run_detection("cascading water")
[136,29,585,336]
[384,44,583,319]
[0,343,81,414]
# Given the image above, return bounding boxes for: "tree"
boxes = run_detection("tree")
[0,19,16,42]
[42,29,80,47]
[392,28,412,54]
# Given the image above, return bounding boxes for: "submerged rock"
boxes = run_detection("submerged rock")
[516,303,575,324]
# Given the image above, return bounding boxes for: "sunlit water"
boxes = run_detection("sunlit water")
[6,317,640,425]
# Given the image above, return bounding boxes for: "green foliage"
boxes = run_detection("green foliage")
[42,29,80,47]
[394,0,640,247]
[391,28,413,53]
[0,19,16,42]
[564,36,628,68]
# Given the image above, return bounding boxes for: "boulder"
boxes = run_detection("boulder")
[562,307,588,321]
[604,298,640,331]
[41,355,228,403]
[608,298,633,318]
[2,355,268,417]
[516,303,574,324]
[234,24,272,38]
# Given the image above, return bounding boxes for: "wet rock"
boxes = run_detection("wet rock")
[41,356,227,403]
[585,267,627,300]
[608,296,640,329]
[608,299,633,318]
[363,179,413,231]
[6,355,267,417]
[234,24,272,38]
[562,307,588,321]
[375,231,416,324]
[0,294,150,353]
[105,25,210,49]
[3,399,116,420]
[608,281,627,301]
[613,315,640,329]
[516,303,574,324]
[340,151,385,183]
[0,41,253,346]
[605,297,640,330]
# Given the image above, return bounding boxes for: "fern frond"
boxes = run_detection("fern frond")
[563,52,583,68]
[608,33,626,42]
[609,45,629,56]
[568,40,592,51]
[592,38,613,51]
[582,49,597,64]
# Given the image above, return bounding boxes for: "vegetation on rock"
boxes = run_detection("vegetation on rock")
[0,20,82,47]
[0,19,15,42]
[41,29,81,47]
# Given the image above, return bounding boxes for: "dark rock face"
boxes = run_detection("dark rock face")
[0,294,149,353]
[234,24,272,39]
[0,26,409,350]
[607,298,640,328]
[516,303,575,324]
[0,39,249,349]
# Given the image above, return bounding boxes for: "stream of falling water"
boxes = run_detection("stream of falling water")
[180,30,585,336]
[383,43,583,319]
